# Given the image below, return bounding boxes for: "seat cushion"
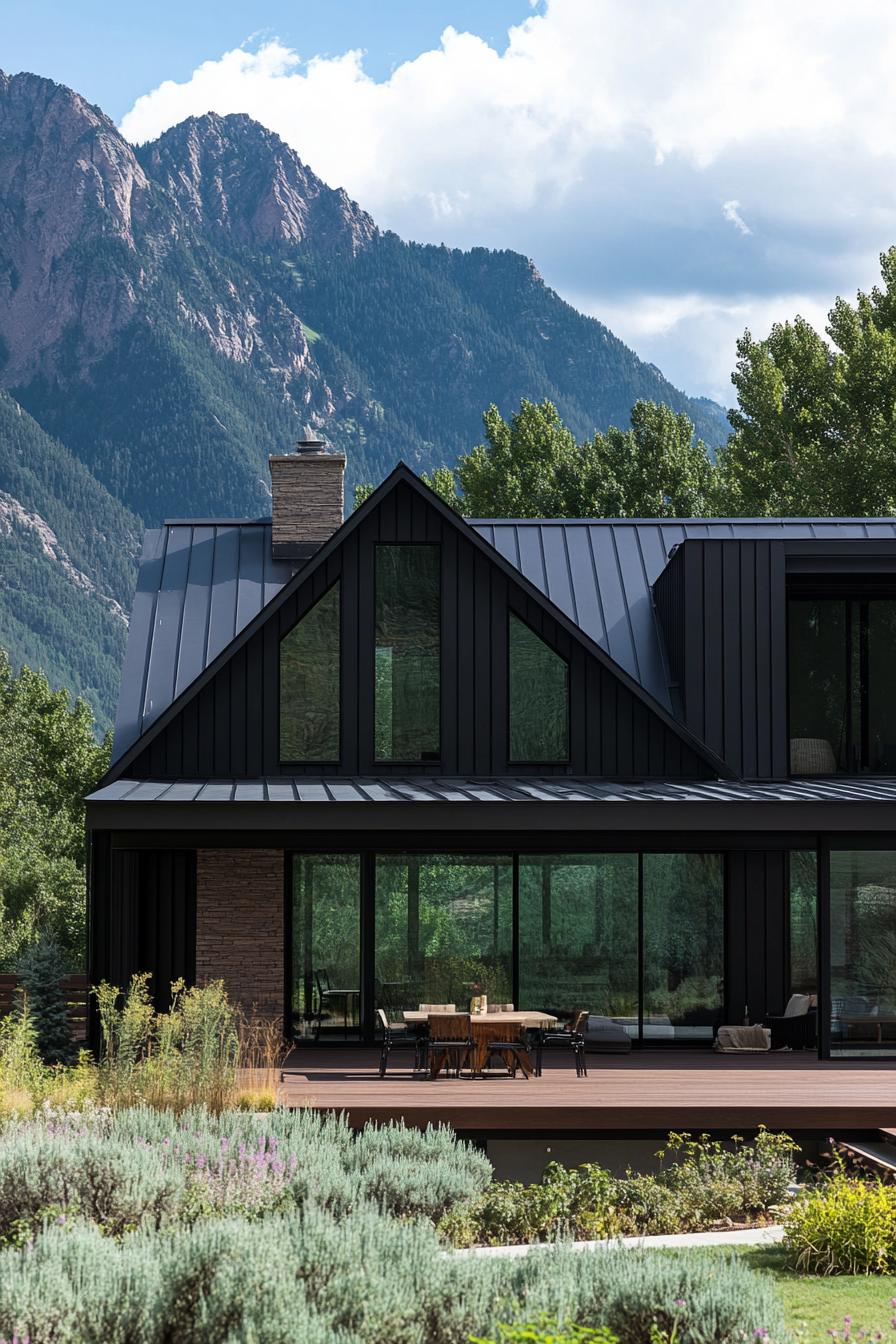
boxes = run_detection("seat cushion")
[584,1015,633,1053]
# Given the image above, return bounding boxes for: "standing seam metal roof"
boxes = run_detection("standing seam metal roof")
[88,775,896,805]
[112,515,896,763]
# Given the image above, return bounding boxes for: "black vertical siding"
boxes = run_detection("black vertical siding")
[126,482,713,780]
[726,850,789,1022]
[654,539,788,778]
[89,840,196,1012]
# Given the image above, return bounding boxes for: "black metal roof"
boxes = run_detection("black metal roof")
[88,774,896,805]
[85,772,896,835]
[112,510,896,764]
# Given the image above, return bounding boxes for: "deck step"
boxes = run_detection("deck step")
[837,1137,896,1174]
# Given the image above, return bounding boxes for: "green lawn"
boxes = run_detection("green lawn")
[731,1247,896,1341]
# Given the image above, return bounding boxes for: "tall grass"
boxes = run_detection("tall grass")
[94,976,283,1111]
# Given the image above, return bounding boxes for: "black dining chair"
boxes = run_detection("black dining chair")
[376,1008,426,1076]
[483,1024,532,1079]
[314,969,359,1039]
[535,1009,589,1077]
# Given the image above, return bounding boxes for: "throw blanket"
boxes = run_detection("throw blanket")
[714,1025,771,1052]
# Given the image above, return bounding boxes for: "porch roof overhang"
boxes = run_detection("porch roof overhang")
[85,775,896,835]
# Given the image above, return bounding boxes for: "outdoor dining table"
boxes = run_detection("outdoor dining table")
[403,1010,558,1078]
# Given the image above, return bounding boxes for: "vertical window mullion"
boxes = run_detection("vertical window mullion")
[637,852,644,1048]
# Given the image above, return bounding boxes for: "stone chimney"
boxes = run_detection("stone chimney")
[269,432,346,560]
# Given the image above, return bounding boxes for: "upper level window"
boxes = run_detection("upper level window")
[789,596,896,773]
[375,545,440,761]
[509,613,569,762]
[279,583,340,762]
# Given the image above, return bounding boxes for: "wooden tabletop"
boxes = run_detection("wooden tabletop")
[403,1010,557,1027]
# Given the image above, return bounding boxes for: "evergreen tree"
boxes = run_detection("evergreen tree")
[17,939,74,1065]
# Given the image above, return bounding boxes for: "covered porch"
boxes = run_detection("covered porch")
[86,774,896,1060]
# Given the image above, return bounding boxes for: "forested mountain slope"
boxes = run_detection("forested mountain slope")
[0,68,726,725]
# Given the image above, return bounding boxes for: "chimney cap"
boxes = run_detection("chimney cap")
[294,423,329,454]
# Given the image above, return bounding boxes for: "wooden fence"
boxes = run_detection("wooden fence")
[0,973,88,1041]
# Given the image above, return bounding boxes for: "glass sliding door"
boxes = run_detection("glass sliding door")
[642,853,724,1041]
[374,854,512,1015]
[291,854,361,1040]
[829,850,896,1056]
[518,854,639,1033]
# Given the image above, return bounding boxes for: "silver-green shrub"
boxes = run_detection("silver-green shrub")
[0,1215,786,1344]
[0,1131,187,1242]
[0,1106,491,1230]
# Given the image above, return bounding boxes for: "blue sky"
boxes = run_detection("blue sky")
[1,1,534,123]
[3,0,893,407]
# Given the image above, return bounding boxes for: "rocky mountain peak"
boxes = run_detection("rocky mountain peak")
[0,70,160,385]
[138,111,377,255]
[0,70,152,255]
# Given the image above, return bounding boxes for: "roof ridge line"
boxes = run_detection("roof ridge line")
[163,517,273,526]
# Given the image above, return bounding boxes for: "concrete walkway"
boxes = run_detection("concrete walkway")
[456,1224,784,1258]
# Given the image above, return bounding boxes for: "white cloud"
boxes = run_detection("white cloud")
[119,0,896,403]
[575,292,834,406]
[722,201,752,237]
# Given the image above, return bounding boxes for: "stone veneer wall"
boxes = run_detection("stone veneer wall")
[269,452,346,547]
[195,849,284,1021]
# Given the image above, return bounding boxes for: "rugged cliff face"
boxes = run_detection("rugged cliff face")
[139,112,377,254]
[0,68,727,726]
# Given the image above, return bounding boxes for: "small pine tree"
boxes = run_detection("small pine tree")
[16,939,74,1065]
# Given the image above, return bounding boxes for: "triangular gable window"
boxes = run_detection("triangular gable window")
[280,582,341,762]
[509,612,570,763]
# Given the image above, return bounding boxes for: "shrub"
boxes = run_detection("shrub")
[0,1105,491,1228]
[0,1132,187,1243]
[656,1129,798,1228]
[615,1174,681,1236]
[441,1162,622,1248]
[471,1321,618,1344]
[0,1221,786,1344]
[234,1086,276,1111]
[16,939,75,1065]
[441,1131,796,1248]
[784,1167,896,1274]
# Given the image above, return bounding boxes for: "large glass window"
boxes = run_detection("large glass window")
[509,614,569,762]
[789,597,896,773]
[519,851,723,1042]
[279,583,340,762]
[291,854,360,1039]
[789,850,818,995]
[375,545,440,761]
[374,855,512,1015]
[642,854,725,1042]
[642,854,724,1041]
[519,855,639,1033]
[829,850,896,1055]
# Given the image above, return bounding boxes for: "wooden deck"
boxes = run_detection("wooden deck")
[279,1048,896,1132]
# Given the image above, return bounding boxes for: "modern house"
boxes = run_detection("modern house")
[86,442,896,1061]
